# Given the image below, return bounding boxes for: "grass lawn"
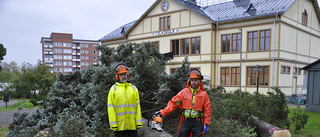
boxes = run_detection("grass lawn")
[0,125,8,137]
[289,107,320,137]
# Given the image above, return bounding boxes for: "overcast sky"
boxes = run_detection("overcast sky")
[0,0,320,66]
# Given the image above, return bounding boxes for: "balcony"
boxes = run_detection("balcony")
[72,53,76,55]
[77,53,81,55]
[72,46,77,49]
[77,65,81,68]
[44,45,53,48]
[72,59,81,62]
[73,65,77,67]
[44,51,53,55]
[49,64,53,67]
[76,47,81,49]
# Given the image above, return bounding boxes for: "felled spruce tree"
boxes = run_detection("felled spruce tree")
[7,42,191,137]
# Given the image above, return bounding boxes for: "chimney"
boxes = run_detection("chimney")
[185,0,197,5]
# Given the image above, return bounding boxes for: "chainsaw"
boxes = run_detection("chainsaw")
[147,112,163,131]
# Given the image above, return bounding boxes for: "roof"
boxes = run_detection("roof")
[202,0,295,22]
[100,0,315,42]
[99,20,137,41]
[302,59,320,70]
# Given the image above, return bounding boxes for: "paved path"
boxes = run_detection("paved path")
[0,100,37,125]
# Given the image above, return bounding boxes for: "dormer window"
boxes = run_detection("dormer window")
[247,3,256,12]
[302,10,308,25]
[120,27,125,33]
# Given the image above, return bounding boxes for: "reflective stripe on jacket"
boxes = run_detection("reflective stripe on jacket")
[160,81,211,125]
[107,82,143,131]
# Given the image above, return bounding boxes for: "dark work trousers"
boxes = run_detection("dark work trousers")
[114,130,138,137]
[178,117,203,137]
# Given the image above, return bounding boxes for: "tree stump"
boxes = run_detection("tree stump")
[250,115,291,137]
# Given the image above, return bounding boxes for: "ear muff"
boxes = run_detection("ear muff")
[115,73,130,81]
[116,75,119,81]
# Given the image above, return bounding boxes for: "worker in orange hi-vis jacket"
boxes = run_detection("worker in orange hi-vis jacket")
[154,68,211,137]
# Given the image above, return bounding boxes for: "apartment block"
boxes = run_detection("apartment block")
[41,32,100,73]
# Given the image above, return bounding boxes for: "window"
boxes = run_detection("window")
[63,43,72,47]
[80,44,84,47]
[53,49,62,53]
[54,61,62,65]
[73,50,76,53]
[63,49,72,53]
[64,68,72,72]
[81,62,84,65]
[93,45,97,48]
[151,41,159,49]
[221,67,230,85]
[302,10,308,25]
[171,37,201,55]
[281,66,290,74]
[222,35,230,53]
[64,62,72,66]
[85,44,88,48]
[81,50,84,53]
[248,32,258,51]
[247,66,269,86]
[54,55,62,59]
[191,37,200,54]
[93,56,97,60]
[293,67,301,75]
[170,68,176,74]
[259,30,270,50]
[63,55,72,60]
[85,62,89,66]
[160,16,170,31]
[54,67,63,72]
[85,56,88,60]
[53,42,62,47]
[93,51,96,54]
[220,67,240,85]
[181,38,189,55]
[171,40,179,55]
[248,30,270,51]
[80,56,84,59]
[85,50,88,54]
[73,62,76,65]
[73,56,76,59]
[232,33,241,52]
[73,44,76,47]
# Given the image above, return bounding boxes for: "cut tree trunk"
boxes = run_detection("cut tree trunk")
[138,118,173,137]
[249,115,291,137]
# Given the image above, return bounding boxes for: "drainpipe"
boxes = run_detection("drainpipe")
[272,12,279,92]
[239,28,242,91]
[216,21,219,88]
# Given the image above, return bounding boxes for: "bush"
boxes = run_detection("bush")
[290,107,309,131]
[29,99,38,106]
[13,101,34,109]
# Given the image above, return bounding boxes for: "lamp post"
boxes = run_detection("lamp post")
[255,65,262,92]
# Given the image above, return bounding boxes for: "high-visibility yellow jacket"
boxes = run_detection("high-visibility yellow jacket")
[107,82,143,131]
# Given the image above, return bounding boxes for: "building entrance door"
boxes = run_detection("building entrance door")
[292,76,297,94]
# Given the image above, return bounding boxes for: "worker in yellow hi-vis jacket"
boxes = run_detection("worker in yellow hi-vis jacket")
[107,63,143,137]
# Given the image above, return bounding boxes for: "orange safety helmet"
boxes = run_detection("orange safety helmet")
[115,63,129,80]
[187,68,203,80]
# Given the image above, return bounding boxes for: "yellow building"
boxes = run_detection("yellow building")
[99,0,320,96]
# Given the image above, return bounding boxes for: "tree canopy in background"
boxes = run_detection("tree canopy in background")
[0,43,7,71]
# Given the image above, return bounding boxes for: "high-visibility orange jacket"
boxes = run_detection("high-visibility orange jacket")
[160,81,211,125]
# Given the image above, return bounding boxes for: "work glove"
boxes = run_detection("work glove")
[203,124,209,134]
